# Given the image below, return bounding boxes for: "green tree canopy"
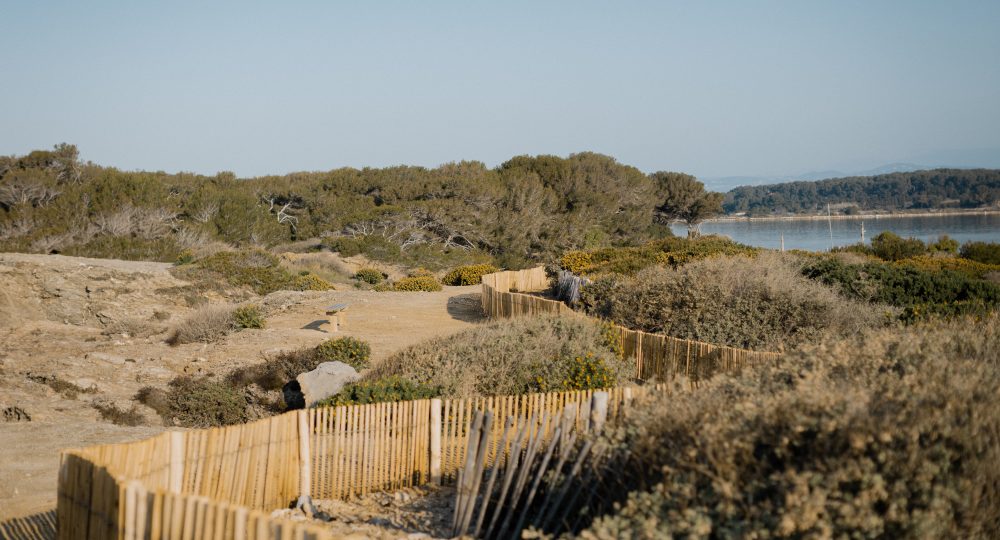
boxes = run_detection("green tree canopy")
[650,172,723,234]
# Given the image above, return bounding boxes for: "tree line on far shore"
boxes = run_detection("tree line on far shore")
[724,169,1000,216]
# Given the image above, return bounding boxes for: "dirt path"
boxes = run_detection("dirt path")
[0,253,484,520]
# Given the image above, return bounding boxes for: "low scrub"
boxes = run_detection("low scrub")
[549,316,1000,538]
[581,253,884,350]
[353,267,386,285]
[366,315,633,398]
[167,303,265,345]
[92,400,145,426]
[315,376,440,407]
[229,336,373,391]
[314,336,371,371]
[136,376,249,428]
[561,236,758,276]
[391,275,442,292]
[961,240,1000,264]
[803,255,1000,322]
[187,249,333,295]
[232,304,266,329]
[442,263,500,285]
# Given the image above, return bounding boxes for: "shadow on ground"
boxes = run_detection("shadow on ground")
[446,293,485,323]
[0,509,56,540]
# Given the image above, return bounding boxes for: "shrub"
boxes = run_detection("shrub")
[803,256,1000,321]
[28,374,97,400]
[961,240,1000,265]
[581,253,885,350]
[314,336,371,371]
[442,263,500,285]
[354,267,386,284]
[561,236,758,276]
[92,400,145,426]
[929,234,959,254]
[556,353,616,391]
[194,248,298,294]
[175,249,196,265]
[870,230,926,261]
[895,255,1000,280]
[372,281,394,292]
[232,304,266,329]
[314,376,440,407]
[392,276,442,292]
[136,376,248,428]
[291,273,335,291]
[407,267,435,278]
[367,315,633,398]
[228,337,372,390]
[166,304,237,345]
[551,316,1000,539]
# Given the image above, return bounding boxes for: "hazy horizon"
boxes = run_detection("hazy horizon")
[2,1,999,180]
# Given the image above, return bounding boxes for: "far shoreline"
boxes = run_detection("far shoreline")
[709,208,1000,223]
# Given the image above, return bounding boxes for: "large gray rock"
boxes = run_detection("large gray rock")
[288,361,359,409]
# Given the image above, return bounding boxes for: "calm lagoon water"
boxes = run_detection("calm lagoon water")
[670,213,1000,252]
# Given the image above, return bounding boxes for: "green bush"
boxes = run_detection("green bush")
[442,263,500,285]
[803,256,1000,321]
[392,275,442,292]
[561,236,758,276]
[547,317,1000,539]
[581,253,885,350]
[136,377,248,428]
[353,267,386,284]
[870,231,927,261]
[175,249,196,265]
[314,376,440,407]
[961,240,1000,265]
[929,234,959,254]
[291,272,335,291]
[367,315,633,398]
[92,400,145,426]
[195,249,298,295]
[232,304,266,329]
[314,336,371,371]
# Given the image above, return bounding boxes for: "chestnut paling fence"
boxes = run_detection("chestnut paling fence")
[55,269,779,539]
[57,387,664,540]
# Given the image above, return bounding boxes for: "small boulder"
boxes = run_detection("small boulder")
[285,361,359,409]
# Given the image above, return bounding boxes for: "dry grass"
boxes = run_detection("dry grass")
[547,316,1000,538]
[165,304,237,345]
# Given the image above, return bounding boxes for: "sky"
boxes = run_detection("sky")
[2,0,999,180]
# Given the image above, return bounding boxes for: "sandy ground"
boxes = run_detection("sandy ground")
[273,486,455,539]
[0,252,484,521]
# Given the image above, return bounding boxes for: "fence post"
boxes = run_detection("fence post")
[298,410,311,500]
[589,392,609,434]
[169,431,184,493]
[430,398,442,485]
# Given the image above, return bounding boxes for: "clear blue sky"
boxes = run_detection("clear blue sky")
[2,0,999,179]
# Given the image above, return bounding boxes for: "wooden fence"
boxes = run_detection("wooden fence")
[58,385,666,540]
[481,267,781,381]
[54,268,779,539]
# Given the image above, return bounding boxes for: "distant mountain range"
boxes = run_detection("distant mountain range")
[704,163,930,193]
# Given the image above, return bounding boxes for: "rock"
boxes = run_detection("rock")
[287,361,359,409]
[86,352,126,365]
[72,378,98,391]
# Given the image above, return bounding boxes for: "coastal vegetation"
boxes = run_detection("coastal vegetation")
[724,168,1000,215]
[0,145,724,268]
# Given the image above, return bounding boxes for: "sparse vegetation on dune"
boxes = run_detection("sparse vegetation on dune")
[549,316,1000,538]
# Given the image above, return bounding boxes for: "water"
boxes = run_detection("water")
[670,213,1000,251]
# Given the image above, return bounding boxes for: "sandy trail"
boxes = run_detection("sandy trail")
[0,252,484,521]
